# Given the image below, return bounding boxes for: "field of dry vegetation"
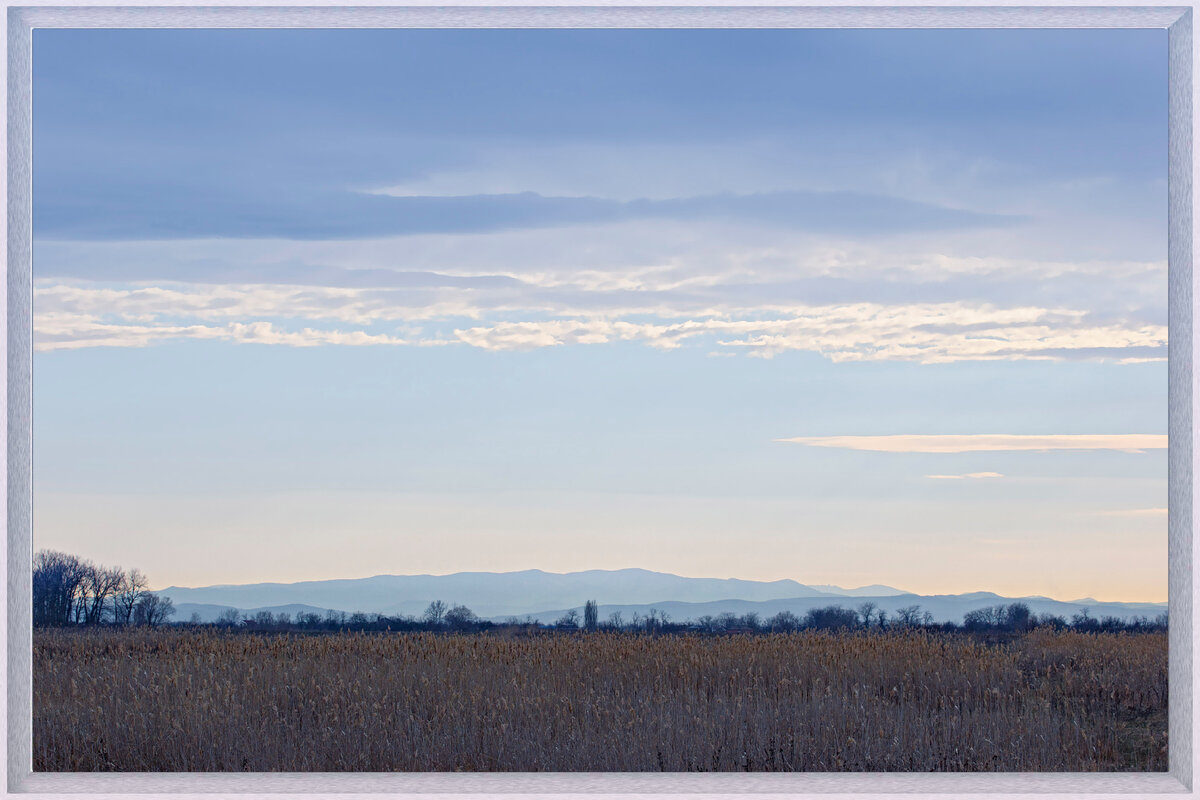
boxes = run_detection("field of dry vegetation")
[34,627,1167,772]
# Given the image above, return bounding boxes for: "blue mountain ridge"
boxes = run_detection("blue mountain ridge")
[160,568,1163,624]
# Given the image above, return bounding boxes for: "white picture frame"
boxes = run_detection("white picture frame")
[4,3,1194,796]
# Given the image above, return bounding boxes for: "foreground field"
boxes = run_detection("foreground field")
[34,628,1167,771]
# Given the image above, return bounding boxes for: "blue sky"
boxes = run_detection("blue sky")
[32,29,1167,600]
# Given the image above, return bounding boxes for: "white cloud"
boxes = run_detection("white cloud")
[33,280,1167,364]
[926,472,1005,479]
[779,434,1168,453]
[450,309,1164,364]
[33,282,484,326]
[33,317,413,352]
[31,202,1166,368]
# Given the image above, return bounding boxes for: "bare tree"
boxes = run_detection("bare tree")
[606,611,624,630]
[82,565,124,625]
[895,605,924,627]
[1003,602,1032,632]
[295,611,321,629]
[1071,608,1101,632]
[444,605,478,630]
[215,608,241,627]
[857,602,878,628]
[133,593,175,626]
[556,609,580,629]
[113,568,148,626]
[583,600,599,631]
[422,600,447,627]
[1035,612,1068,630]
[32,550,89,627]
[768,610,801,632]
[70,556,98,624]
[803,606,859,631]
[963,606,1004,631]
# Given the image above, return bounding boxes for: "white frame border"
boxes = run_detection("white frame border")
[4,5,1195,796]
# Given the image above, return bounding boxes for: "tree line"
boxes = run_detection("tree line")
[176,599,1168,636]
[33,550,175,628]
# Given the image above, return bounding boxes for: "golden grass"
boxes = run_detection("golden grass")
[33,628,1167,772]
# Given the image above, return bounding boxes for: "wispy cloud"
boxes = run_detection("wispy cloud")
[452,310,1164,363]
[34,282,1167,363]
[34,232,1167,294]
[37,186,1022,242]
[31,219,1167,368]
[927,472,1005,479]
[778,434,1168,453]
[33,318,418,351]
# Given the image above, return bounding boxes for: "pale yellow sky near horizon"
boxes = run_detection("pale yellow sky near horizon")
[34,489,1167,603]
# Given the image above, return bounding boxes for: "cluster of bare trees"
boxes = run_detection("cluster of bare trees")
[962,603,1168,634]
[575,602,1167,636]
[33,550,174,628]
[421,600,481,630]
[544,602,929,635]
[205,602,492,633]
[693,606,867,633]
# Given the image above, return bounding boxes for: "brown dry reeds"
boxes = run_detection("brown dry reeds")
[33,628,1167,772]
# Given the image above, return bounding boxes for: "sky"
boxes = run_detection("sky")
[31,29,1168,601]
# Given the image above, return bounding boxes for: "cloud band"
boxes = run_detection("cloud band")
[778,434,1167,453]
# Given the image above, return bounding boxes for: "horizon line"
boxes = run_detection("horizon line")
[150,565,1165,606]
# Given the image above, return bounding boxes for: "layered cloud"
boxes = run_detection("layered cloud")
[33,279,1167,363]
[779,434,1168,453]
[30,32,1166,364]
[34,225,1167,292]
[31,194,1166,363]
[36,187,1024,243]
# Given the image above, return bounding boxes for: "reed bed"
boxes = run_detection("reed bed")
[33,628,1167,772]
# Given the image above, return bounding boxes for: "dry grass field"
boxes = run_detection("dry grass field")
[34,627,1167,772]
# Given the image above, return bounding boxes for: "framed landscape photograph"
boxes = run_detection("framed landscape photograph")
[6,3,1195,796]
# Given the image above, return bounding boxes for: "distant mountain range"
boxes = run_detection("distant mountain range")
[161,569,903,622]
[159,568,1165,625]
